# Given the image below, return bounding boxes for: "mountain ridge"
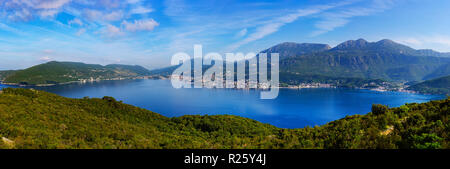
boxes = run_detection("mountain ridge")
[149,39,450,82]
[407,75,450,95]
[277,39,450,81]
[1,61,152,86]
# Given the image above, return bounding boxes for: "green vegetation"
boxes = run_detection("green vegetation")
[0,88,448,149]
[279,39,450,82]
[0,70,18,81]
[279,72,391,88]
[407,75,450,95]
[2,61,151,85]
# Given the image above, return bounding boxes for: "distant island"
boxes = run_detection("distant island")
[0,88,448,149]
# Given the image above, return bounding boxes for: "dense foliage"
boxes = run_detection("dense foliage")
[0,88,448,149]
[407,75,450,95]
[2,61,151,85]
[0,70,18,81]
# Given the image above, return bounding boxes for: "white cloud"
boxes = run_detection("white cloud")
[39,9,59,18]
[127,0,142,4]
[102,24,124,37]
[122,19,159,32]
[397,37,422,46]
[130,6,154,14]
[235,28,247,38]
[2,0,71,21]
[311,17,349,36]
[395,35,450,52]
[35,0,71,9]
[4,0,71,9]
[76,28,86,36]
[84,10,123,22]
[103,11,123,21]
[8,8,33,21]
[83,9,102,21]
[97,0,121,9]
[68,18,83,26]
[39,56,52,61]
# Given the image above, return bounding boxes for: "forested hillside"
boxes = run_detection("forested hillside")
[0,88,447,149]
[0,70,17,81]
[279,39,450,81]
[407,75,450,95]
[2,61,151,85]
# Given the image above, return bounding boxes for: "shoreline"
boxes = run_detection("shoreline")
[1,77,434,96]
[0,75,164,87]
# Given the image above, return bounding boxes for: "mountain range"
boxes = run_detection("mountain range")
[148,39,450,90]
[276,39,450,81]
[0,39,449,93]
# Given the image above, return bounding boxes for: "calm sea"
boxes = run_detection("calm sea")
[0,79,445,128]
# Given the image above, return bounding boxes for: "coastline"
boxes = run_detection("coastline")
[1,76,439,96]
[0,75,165,87]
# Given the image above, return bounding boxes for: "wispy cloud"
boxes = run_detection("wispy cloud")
[227,1,355,51]
[68,18,83,26]
[38,9,60,19]
[83,9,124,22]
[1,0,159,37]
[39,56,52,61]
[122,19,159,32]
[101,24,124,38]
[35,0,71,9]
[164,0,186,16]
[0,23,25,35]
[235,28,247,38]
[311,0,396,36]
[130,6,154,14]
[395,35,450,52]
[2,0,71,21]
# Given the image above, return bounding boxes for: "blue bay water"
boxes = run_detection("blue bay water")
[0,79,445,128]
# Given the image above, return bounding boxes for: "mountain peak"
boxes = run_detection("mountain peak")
[333,38,369,50]
[261,42,331,59]
[356,38,368,43]
[377,39,395,44]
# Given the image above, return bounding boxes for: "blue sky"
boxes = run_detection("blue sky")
[0,0,449,70]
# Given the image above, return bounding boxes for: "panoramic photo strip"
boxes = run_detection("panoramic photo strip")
[0,0,448,168]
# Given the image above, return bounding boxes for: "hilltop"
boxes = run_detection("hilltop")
[407,75,450,95]
[0,88,448,149]
[1,61,152,86]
